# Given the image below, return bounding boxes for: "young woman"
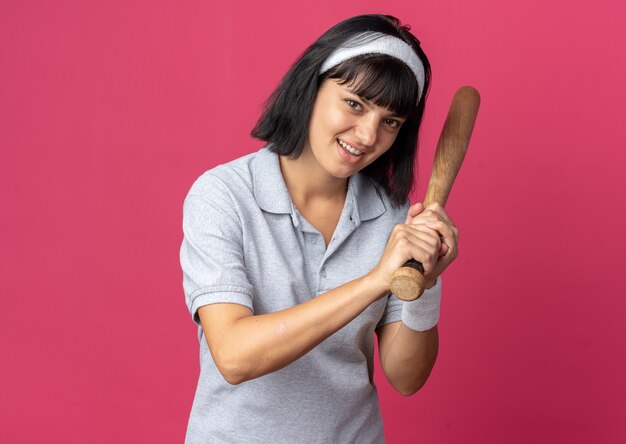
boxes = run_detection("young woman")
[180,14,459,443]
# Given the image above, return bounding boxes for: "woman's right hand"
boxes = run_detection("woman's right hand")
[368,202,443,293]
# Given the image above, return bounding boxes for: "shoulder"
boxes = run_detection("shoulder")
[185,149,259,201]
[181,149,265,232]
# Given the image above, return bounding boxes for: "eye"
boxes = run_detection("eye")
[345,99,363,111]
[384,118,402,129]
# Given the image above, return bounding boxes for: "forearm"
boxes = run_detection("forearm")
[215,274,388,384]
[380,324,439,396]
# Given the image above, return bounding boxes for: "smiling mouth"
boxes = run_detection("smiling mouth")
[337,138,364,157]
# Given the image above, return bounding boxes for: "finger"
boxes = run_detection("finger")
[411,211,458,242]
[407,240,440,275]
[404,202,425,225]
[424,220,458,257]
[409,205,452,226]
[409,209,437,225]
[425,219,458,242]
[410,211,448,228]
[438,236,450,256]
[424,203,456,226]
[394,225,448,275]
[402,224,442,249]
[396,231,440,274]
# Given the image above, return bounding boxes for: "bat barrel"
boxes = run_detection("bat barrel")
[390,86,480,301]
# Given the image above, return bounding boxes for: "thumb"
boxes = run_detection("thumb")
[404,202,425,224]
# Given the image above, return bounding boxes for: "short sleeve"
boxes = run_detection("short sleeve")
[377,292,403,328]
[180,182,254,326]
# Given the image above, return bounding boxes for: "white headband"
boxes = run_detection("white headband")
[319,32,425,102]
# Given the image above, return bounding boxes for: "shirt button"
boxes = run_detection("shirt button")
[308,237,315,244]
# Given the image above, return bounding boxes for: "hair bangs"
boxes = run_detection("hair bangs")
[324,54,420,118]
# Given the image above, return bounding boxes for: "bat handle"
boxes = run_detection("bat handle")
[390,259,426,301]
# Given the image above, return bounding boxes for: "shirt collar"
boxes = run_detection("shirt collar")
[252,146,386,222]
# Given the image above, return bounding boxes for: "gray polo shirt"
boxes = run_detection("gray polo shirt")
[180,146,410,443]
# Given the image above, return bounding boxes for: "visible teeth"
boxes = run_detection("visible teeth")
[338,139,363,156]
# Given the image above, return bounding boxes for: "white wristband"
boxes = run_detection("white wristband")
[400,277,441,331]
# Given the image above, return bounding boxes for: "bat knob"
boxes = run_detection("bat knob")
[390,264,425,301]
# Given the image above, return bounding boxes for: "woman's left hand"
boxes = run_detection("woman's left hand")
[405,202,459,288]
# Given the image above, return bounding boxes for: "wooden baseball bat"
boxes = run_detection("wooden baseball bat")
[390,86,481,301]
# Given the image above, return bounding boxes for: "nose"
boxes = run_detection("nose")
[355,115,378,147]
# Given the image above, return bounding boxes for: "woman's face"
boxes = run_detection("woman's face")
[303,77,406,179]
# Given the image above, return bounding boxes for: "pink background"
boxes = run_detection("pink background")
[1,0,625,442]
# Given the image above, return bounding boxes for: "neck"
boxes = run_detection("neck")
[279,149,348,206]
